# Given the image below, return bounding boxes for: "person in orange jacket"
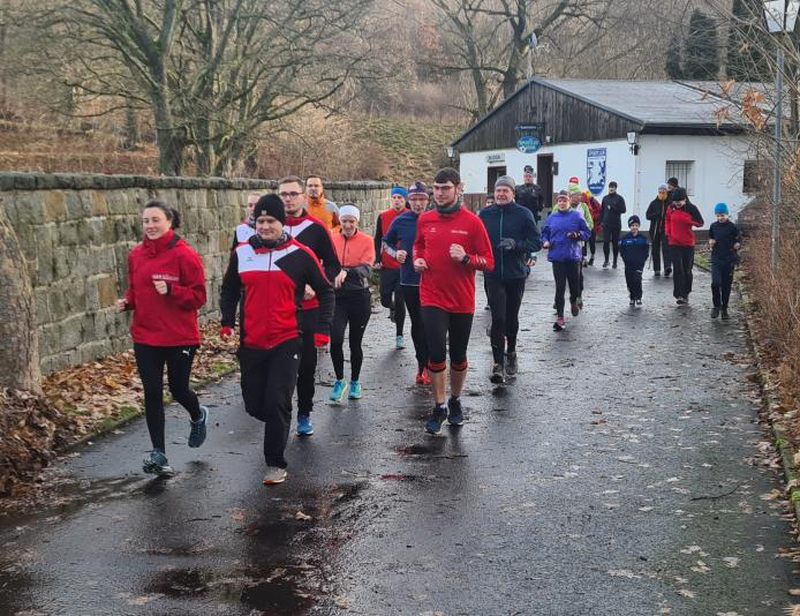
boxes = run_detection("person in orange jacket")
[305,175,340,231]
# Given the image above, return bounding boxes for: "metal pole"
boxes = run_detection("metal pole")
[772,45,784,271]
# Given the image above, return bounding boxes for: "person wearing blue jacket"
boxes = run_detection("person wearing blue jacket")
[383,181,430,384]
[541,190,591,332]
[479,175,542,383]
[619,215,649,306]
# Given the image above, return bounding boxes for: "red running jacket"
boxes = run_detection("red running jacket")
[665,203,704,248]
[125,230,206,347]
[413,206,494,313]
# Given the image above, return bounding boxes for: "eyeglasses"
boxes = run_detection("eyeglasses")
[279,191,302,199]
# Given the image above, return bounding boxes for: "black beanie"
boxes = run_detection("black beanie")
[628,215,640,227]
[667,177,679,187]
[671,187,687,202]
[254,194,286,225]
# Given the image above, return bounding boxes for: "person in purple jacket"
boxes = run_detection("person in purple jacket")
[541,190,591,331]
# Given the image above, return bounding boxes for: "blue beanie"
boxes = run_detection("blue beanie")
[714,202,729,215]
[391,187,408,198]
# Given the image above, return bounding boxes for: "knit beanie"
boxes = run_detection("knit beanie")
[391,187,408,198]
[339,205,360,221]
[254,194,286,225]
[667,177,679,187]
[671,187,688,202]
[628,215,641,227]
[408,181,428,196]
[714,202,730,216]
[658,184,668,191]
[494,175,516,191]
[556,190,569,200]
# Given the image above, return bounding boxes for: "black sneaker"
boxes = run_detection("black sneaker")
[654,271,661,277]
[424,405,447,435]
[588,257,594,266]
[505,352,518,376]
[721,308,731,320]
[612,261,618,269]
[602,261,609,269]
[636,299,642,306]
[447,397,464,426]
[629,299,635,306]
[388,308,396,323]
[664,268,672,278]
[490,363,505,384]
[570,301,579,316]
[676,297,687,306]
[711,306,720,319]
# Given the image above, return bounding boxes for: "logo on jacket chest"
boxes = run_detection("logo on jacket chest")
[152,273,179,282]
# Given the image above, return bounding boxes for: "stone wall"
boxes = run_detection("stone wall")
[0,173,391,374]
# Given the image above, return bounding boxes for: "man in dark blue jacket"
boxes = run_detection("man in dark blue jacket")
[619,215,649,306]
[479,175,542,384]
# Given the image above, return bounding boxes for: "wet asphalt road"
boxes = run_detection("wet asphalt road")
[1,261,798,616]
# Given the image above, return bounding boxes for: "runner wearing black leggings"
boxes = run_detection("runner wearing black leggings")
[600,182,626,268]
[116,201,208,476]
[329,205,375,402]
[413,168,494,435]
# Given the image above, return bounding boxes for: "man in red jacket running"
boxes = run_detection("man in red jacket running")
[413,167,494,435]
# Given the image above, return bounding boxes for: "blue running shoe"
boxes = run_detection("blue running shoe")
[330,380,348,403]
[424,405,447,435]
[188,406,208,448]
[447,397,464,426]
[296,415,314,436]
[348,381,362,399]
[142,450,174,476]
[396,335,405,349]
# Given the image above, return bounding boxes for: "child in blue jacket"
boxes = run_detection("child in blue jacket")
[619,215,649,306]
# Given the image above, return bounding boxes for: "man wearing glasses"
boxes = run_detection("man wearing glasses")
[413,168,494,435]
[278,176,342,437]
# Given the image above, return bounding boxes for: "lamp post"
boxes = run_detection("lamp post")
[764,0,799,270]
[446,146,456,167]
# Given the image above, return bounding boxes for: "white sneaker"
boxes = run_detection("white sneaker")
[262,467,287,485]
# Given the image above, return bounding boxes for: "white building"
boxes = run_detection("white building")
[452,79,759,227]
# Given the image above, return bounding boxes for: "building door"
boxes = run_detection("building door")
[537,154,554,209]
[487,166,506,194]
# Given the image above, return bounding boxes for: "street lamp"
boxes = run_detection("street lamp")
[764,0,800,270]
[626,131,640,155]
[446,146,456,166]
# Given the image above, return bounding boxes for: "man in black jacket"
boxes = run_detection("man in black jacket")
[515,165,544,225]
[600,181,626,268]
[645,184,672,277]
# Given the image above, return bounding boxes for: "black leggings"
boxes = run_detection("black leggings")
[651,228,671,273]
[402,285,428,371]
[239,339,302,468]
[671,246,695,299]
[421,307,473,372]
[134,343,202,453]
[711,260,735,309]
[380,268,405,335]
[331,291,371,381]
[485,277,526,364]
[625,268,643,300]
[552,261,581,318]
[296,309,318,417]
[603,226,621,263]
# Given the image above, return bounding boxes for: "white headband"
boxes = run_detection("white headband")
[339,205,360,221]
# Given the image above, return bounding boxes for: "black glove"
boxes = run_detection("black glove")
[497,237,516,251]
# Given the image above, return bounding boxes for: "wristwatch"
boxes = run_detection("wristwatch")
[461,255,470,265]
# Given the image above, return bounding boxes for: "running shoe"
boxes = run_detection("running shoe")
[424,405,447,435]
[570,301,579,316]
[676,297,687,306]
[396,335,405,349]
[296,415,314,436]
[654,271,661,277]
[263,467,287,485]
[505,352,518,376]
[490,363,505,384]
[188,405,209,448]
[389,308,396,323]
[629,299,635,306]
[415,369,431,385]
[664,268,672,277]
[348,381,362,399]
[143,450,174,476]
[576,297,583,310]
[588,257,594,266]
[484,304,491,311]
[447,397,464,426]
[636,299,642,306]
[330,379,348,403]
[721,309,731,320]
[602,261,609,269]
[612,261,618,269]
[553,317,565,332]
[711,306,720,319]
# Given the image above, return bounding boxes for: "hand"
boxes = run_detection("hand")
[567,231,580,240]
[314,333,329,348]
[220,326,233,340]
[396,249,408,263]
[334,270,347,290]
[542,241,551,249]
[733,242,741,251]
[526,258,537,267]
[373,261,383,270]
[413,258,428,272]
[709,239,716,247]
[304,285,316,301]
[449,243,466,261]
[498,238,516,251]
[115,298,128,313]
[153,280,168,295]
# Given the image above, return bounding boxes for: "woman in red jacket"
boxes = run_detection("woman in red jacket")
[664,187,704,306]
[115,201,208,476]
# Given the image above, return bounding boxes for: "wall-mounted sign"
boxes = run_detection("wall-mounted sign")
[516,136,541,154]
[486,153,505,164]
[587,148,607,196]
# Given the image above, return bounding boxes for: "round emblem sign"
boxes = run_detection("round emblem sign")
[516,135,541,154]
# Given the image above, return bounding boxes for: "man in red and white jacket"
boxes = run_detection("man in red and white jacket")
[230,192,261,249]
[413,167,494,436]
[664,186,704,306]
[220,194,334,485]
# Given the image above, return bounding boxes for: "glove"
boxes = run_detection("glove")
[497,237,516,251]
[314,333,330,348]
[220,326,233,340]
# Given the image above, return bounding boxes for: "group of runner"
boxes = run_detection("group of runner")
[117,167,728,486]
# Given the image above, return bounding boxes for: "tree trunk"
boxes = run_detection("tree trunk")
[0,202,41,394]
[124,104,141,150]
[152,89,185,176]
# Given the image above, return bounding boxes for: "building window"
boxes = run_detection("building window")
[665,161,695,195]
[743,160,764,194]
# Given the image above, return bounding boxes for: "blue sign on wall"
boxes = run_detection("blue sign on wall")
[516,136,542,154]
[587,148,607,196]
